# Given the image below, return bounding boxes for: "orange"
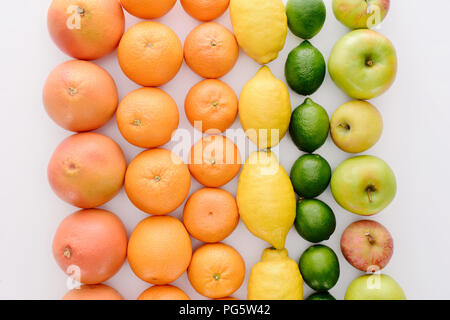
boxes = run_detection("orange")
[185,79,238,133]
[188,243,245,299]
[52,209,128,285]
[128,216,192,284]
[43,60,118,132]
[48,132,126,208]
[62,284,124,300]
[117,88,179,148]
[188,135,241,187]
[183,188,239,242]
[48,0,124,60]
[138,285,190,300]
[181,0,230,22]
[125,148,191,215]
[120,0,176,19]
[215,297,238,300]
[184,23,239,79]
[118,21,183,87]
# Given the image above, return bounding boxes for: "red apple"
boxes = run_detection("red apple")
[340,220,393,272]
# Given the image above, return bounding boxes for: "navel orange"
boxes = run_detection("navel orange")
[188,243,245,299]
[125,148,191,215]
[185,79,238,133]
[181,0,230,22]
[183,188,239,242]
[184,22,239,79]
[128,216,192,285]
[116,88,179,149]
[188,135,241,187]
[120,0,176,19]
[118,21,183,87]
[138,285,190,300]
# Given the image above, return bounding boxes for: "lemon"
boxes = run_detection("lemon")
[230,0,287,64]
[239,66,291,149]
[237,151,296,249]
[248,248,303,300]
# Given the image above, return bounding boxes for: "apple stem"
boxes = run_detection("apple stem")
[365,233,376,245]
[366,186,375,203]
[338,123,351,131]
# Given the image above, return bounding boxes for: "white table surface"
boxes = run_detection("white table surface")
[1,0,449,300]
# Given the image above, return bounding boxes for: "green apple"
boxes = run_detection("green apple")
[331,155,396,215]
[328,29,397,100]
[330,100,383,153]
[333,0,390,29]
[345,274,406,300]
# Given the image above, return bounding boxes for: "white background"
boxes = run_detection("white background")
[0,0,449,300]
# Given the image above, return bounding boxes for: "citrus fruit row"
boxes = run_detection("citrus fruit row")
[46,0,247,301]
[283,0,338,300]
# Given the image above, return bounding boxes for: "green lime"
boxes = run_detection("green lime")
[299,245,340,291]
[286,0,326,39]
[290,154,331,198]
[306,292,336,300]
[289,98,329,153]
[285,41,326,96]
[295,199,336,243]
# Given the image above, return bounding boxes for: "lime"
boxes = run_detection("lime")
[290,154,331,198]
[286,0,326,39]
[306,292,336,300]
[285,41,326,96]
[289,98,329,153]
[295,199,336,243]
[299,245,340,291]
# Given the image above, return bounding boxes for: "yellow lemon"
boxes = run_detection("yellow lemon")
[236,151,296,249]
[239,66,291,149]
[230,0,287,64]
[248,248,303,300]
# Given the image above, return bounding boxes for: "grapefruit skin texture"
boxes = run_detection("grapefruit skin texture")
[43,60,118,132]
[62,284,124,300]
[47,0,125,60]
[53,209,128,285]
[48,132,126,208]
